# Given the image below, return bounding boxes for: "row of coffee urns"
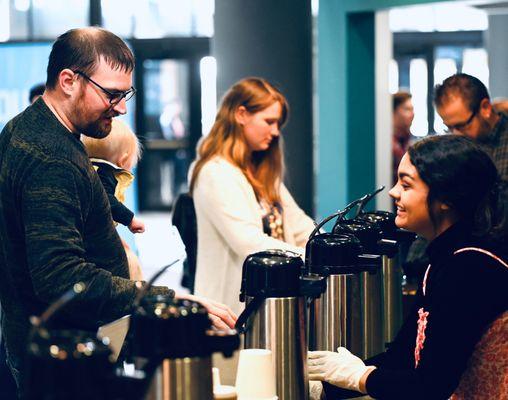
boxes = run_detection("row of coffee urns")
[236,205,414,400]
[23,192,414,400]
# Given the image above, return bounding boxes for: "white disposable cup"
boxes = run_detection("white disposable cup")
[214,385,238,399]
[235,349,278,400]
[213,367,221,388]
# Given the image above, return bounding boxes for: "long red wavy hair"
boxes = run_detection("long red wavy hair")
[190,77,288,204]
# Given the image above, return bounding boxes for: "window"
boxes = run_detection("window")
[102,0,214,38]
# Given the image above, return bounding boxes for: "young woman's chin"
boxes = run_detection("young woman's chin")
[395,215,419,236]
[394,213,407,229]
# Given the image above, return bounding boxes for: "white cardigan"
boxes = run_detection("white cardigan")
[192,157,316,314]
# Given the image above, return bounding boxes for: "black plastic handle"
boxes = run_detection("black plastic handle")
[234,296,265,335]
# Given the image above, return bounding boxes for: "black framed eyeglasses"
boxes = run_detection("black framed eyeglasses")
[73,70,136,106]
[444,106,478,133]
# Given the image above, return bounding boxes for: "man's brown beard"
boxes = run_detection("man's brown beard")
[73,89,116,138]
[82,116,114,139]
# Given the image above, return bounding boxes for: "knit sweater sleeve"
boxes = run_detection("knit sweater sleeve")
[21,160,168,327]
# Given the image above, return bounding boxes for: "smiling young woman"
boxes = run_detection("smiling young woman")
[309,135,508,400]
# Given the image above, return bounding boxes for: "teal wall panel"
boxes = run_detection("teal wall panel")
[346,12,375,203]
[317,0,452,218]
[317,1,348,218]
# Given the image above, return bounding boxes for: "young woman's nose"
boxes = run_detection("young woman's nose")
[388,184,399,200]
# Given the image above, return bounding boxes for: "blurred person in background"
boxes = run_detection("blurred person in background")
[435,73,508,180]
[28,83,45,104]
[392,91,415,186]
[189,77,316,385]
[493,97,508,115]
[189,77,315,316]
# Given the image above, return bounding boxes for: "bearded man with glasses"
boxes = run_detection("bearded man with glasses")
[0,27,236,394]
[435,73,508,180]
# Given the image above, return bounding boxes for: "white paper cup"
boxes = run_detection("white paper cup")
[214,385,238,399]
[235,349,278,400]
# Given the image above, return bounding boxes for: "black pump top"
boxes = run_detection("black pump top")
[25,329,114,400]
[307,233,370,275]
[131,296,237,359]
[333,219,382,254]
[240,249,304,299]
[357,211,397,239]
[28,329,112,362]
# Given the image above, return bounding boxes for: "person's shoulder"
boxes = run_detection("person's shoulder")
[451,245,508,276]
[200,156,243,178]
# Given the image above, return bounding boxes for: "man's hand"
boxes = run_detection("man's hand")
[175,293,237,330]
[128,217,145,233]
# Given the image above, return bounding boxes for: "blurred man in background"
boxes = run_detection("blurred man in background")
[392,91,415,186]
[28,83,45,104]
[435,73,508,180]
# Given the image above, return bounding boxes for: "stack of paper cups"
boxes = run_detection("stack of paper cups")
[235,349,278,400]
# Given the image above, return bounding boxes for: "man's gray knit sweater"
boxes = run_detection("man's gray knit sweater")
[0,98,169,374]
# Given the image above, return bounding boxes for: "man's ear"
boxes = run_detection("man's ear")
[479,97,493,119]
[59,69,78,96]
[235,106,248,125]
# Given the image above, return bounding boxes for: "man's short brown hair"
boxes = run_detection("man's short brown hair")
[434,73,490,112]
[46,27,134,89]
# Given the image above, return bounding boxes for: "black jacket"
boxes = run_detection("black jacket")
[92,160,134,227]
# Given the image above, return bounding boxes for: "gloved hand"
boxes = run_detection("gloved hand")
[309,380,324,400]
[308,347,376,393]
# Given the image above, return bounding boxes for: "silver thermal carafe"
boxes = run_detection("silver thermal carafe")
[356,212,414,346]
[332,219,389,358]
[131,296,240,400]
[235,250,326,400]
[307,232,381,358]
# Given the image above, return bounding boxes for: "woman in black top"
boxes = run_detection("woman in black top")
[308,135,508,399]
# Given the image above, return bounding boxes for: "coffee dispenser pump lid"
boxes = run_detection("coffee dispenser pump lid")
[131,297,238,359]
[357,211,397,239]
[307,233,369,276]
[333,219,382,255]
[239,249,303,300]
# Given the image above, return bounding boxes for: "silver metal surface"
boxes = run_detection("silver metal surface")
[244,296,308,400]
[310,274,363,355]
[361,269,384,359]
[146,356,213,400]
[382,254,403,345]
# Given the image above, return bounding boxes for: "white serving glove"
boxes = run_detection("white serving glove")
[309,380,324,400]
[308,347,376,393]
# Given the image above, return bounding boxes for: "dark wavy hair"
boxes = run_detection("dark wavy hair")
[408,135,507,241]
[46,27,134,89]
